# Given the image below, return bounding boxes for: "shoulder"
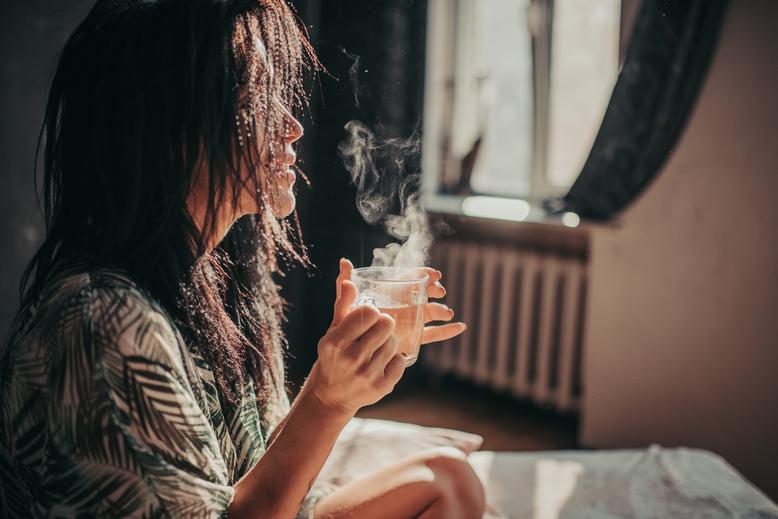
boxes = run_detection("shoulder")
[23,266,200,417]
[29,266,185,369]
[91,270,186,365]
[34,266,156,315]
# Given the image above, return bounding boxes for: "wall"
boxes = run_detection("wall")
[582,0,778,498]
[0,1,94,335]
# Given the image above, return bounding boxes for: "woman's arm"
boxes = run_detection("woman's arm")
[231,260,468,519]
[229,260,405,519]
[266,365,313,446]
[229,383,351,518]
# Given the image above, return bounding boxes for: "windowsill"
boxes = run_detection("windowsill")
[424,193,591,257]
[424,193,580,226]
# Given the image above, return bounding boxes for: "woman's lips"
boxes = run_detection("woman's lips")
[283,168,296,186]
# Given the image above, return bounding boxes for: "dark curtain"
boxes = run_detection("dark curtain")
[553,0,729,220]
[284,0,427,385]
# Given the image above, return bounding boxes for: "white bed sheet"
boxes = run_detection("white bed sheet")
[317,418,778,519]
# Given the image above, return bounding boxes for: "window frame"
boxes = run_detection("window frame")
[422,0,633,215]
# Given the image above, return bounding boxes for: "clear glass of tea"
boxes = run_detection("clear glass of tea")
[351,266,429,366]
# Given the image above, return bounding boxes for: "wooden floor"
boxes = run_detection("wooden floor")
[356,375,579,452]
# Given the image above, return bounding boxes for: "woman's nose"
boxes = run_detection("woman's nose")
[281,106,303,144]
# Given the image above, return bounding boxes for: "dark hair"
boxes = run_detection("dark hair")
[14,0,319,405]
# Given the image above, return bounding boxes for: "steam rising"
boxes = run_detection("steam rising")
[338,46,362,108]
[338,120,431,268]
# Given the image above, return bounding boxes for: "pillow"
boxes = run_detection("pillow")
[318,417,484,486]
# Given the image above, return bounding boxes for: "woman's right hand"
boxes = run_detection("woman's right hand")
[308,259,406,416]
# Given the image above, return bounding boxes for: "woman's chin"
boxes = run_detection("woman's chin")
[270,191,296,218]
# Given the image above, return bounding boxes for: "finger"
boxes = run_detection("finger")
[420,267,442,284]
[383,354,406,385]
[392,268,444,298]
[424,302,455,324]
[367,335,399,372]
[332,279,357,327]
[335,258,354,302]
[330,304,381,345]
[427,280,446,299]
[417,268,446,299]
[347,314,396,361]
[421,322,467,344]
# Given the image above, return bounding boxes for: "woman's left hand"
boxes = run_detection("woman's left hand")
[417,267,467,345]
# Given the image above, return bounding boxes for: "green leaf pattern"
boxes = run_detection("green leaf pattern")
[0,268,323,518]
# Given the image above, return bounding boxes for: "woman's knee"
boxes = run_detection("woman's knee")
[423,448,486,518]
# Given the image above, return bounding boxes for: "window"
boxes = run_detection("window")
[423,0,623,216]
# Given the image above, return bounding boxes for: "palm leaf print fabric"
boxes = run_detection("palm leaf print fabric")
[0,268,326,518]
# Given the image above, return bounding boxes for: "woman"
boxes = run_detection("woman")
[0,0,486,518]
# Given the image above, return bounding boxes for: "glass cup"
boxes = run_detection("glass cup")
[351,267,429,367]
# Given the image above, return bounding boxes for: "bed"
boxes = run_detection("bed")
[316,418,778,518]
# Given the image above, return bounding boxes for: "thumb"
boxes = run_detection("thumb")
[335,258,353,300]
[332,259,355,326]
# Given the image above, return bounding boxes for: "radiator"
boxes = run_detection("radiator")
[423,240,587,413]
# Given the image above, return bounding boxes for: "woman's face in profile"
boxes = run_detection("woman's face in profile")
[246,101,304,219]
[187,101,303,245]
